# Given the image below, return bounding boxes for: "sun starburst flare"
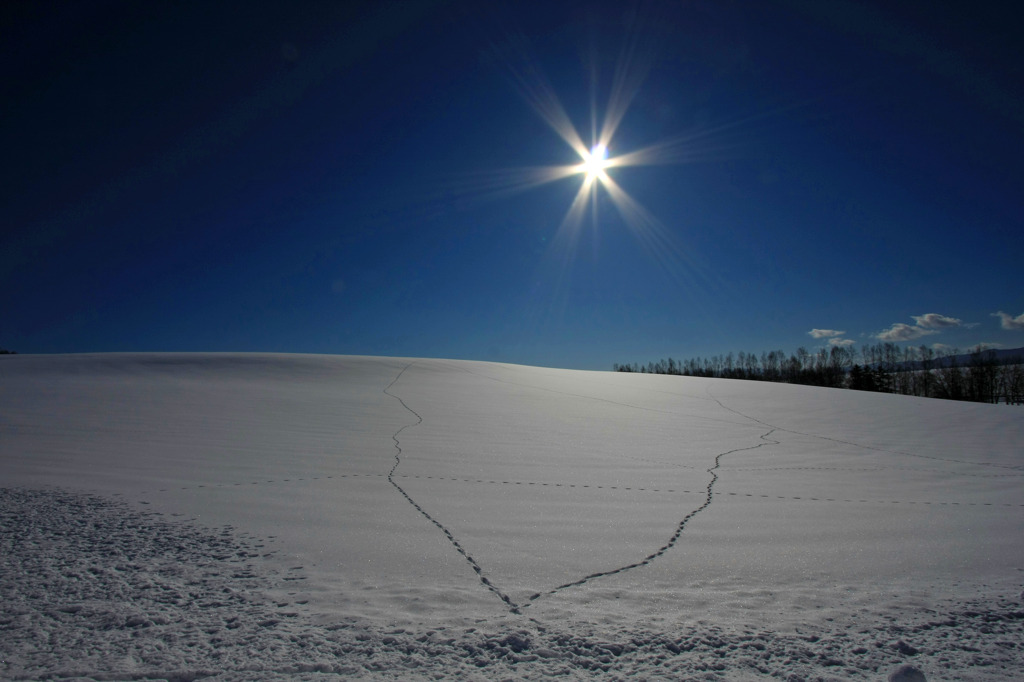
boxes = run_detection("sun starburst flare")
[477,28,709,289]
[431,19,769,326]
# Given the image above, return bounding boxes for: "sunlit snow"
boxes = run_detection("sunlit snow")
[1,353,1021,680]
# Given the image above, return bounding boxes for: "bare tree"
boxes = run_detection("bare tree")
[916,344,935,397]
[934,348,964,401]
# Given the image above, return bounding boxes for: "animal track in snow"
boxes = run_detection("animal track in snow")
[525,428,780,604]
[383,363,522,613]
[132,369,1023,619]
[383,365,788,612]
[139,473,1024,508]
[705,388,1022,472]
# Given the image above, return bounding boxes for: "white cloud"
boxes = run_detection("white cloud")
[876,312,965,342]
[912,313,962,329]
[993,311,1024,330]
[827,337,855,347]
[809,328,845,339]
[876,323,938,342]
[932,343,956,354]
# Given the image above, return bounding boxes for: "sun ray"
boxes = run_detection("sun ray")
[599,173,687,275]
[450,164,583,203]
[494,35,589,160]
[558,172,598,240]
[536,173,600,323]
[596,12,654,149]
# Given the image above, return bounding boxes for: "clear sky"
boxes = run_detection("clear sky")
[4,1,1022,369]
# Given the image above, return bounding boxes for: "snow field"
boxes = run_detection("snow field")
[1,353,1022,680]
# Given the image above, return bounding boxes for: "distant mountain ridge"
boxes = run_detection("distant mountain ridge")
[917,346,1024,369]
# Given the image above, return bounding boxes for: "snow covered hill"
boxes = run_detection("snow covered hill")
[1,353,1022,680]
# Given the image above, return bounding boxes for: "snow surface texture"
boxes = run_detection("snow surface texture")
[1,353,1022,680]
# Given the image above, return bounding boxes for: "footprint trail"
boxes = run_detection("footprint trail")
[526,428,779,605]
[383,363,521,613]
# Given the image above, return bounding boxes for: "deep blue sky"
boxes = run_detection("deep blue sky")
[4,1,1022,369]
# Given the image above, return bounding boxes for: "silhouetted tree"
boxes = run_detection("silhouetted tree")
[915,344,935,397]
[1000,357,1024,404]
[967,346,999,403]
[934,348,965,401]
[848,364,879,392]
[613,343,1022,406]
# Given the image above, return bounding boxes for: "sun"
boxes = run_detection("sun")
[580,144,610,180]
[466,29,713,293]
[485,37,694,256]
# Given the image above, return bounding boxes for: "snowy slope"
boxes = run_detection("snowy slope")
[1,353,1022,680]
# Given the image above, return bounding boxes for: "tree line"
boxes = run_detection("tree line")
[613,343,1024,405]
